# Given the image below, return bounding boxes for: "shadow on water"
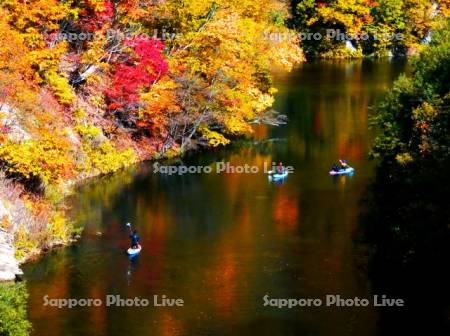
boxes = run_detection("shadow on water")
[358,159,450,334]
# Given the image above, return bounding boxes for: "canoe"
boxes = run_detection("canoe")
[268,170,289,181]
[329,167,355,176]
[127,245,142,257]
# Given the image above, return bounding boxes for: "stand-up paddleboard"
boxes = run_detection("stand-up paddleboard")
[329,167,355,176]
[125,222,141,257]
[268,170,289,181]
[127,244,142,257]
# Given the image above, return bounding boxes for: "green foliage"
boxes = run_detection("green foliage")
[0,283,31,336]
[269,10,286,26]
[371,19,450,162]
[370,74,415,159]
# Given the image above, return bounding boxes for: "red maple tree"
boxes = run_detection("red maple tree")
[78,0,114,32]
[107,37,168,111]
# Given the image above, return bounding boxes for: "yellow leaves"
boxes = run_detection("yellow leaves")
[224,115,253,135]
[199,124,230,147]
[74,124,102,140]
[30,41,69,73]
[395,152,414,165]
[45,71,75,105]
[161,146,182,159]
[248,87,275,113]
[0,135,75,185]
[316,0,372,34]
[81,33,109,66]
[1,0,72,93]
[225,0,287,22]
[48,211,69,242]
[80,140,137,176]
[157,0,216,32]
[14,224,38,260]
[412,102,438,123]
[87,0,109,13]
[164,0,303,143]
[73,108,87,122]
[1,0,74,47]
[74,123,137,176]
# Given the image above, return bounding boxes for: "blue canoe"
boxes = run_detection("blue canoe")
[127,245,142,257]
[268,170,289,181]
[329,167,355,176]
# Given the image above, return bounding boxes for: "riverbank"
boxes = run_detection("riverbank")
[0,0,304,274]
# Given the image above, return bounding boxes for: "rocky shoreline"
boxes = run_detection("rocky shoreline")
[0,228,22,282]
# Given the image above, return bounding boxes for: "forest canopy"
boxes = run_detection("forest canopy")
[290,0,450,58]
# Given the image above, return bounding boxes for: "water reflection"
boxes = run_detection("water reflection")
[23,60,406,336]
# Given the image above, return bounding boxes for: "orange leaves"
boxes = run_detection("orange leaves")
[107,102,122,110]
[0,14,33,81]
[139,79,180,136]
[116,0,156,22]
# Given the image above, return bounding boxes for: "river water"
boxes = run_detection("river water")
[23,60,406,336]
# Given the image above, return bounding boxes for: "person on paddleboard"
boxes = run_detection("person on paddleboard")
[331,164,340,172]
[339,159,349,169]
[277,162,284,174]
[130,230,140,249]
[331,159,349,172]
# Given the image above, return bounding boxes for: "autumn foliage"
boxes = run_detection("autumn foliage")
[78,0,114,32]
[107,38,168,111]
[0,0,304,258]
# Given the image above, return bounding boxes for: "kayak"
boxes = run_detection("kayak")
[268,170,289,181]
[329,167,355,176]
[127,245,142,257]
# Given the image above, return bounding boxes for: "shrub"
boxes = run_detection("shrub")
[45,71,75,105]
[14,224,39,261]
[0,282,31,336]
[0,135,75,186]
[199,125,230,147]
[371,20,450,162]
[47,211,72,243]
[75,125,136,176]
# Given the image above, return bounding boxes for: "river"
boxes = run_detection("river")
[23,60,406,336]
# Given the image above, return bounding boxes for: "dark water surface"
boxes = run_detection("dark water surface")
[24,60,406,336]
